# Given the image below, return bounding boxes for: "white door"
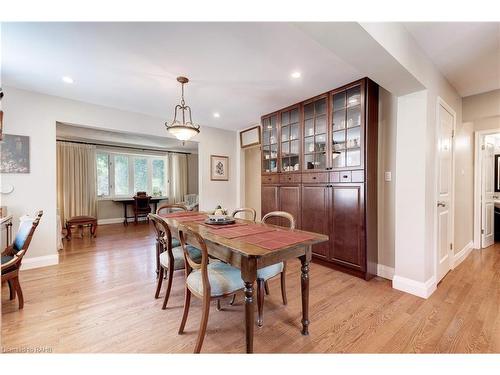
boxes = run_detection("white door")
[481,141,495,248]
[436,104,454,283]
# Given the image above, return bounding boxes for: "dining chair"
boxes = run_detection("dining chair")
[177,224,245,353]
[231,207,257,222]
[1,211,43,309]
[133,193,152,224]
[255,210,295,327]
[148,213,202,310]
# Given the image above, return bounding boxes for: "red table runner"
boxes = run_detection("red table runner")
[238,230,316,250]
[208,224,275,239]
[199,222,248,230]
[174,214,208,222]
[160,211,202,218]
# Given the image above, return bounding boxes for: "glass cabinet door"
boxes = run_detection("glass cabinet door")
[280,107,300,172]
[303,97,327,170]
[331,85,362,169]
[262,114,278,173]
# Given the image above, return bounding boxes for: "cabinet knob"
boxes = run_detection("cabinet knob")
[312,176,317,180]
[343,175,348,178]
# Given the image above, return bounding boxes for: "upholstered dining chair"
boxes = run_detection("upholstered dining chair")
[1,211,43,309]
[133,193,152,224]
[155,204,188,255]
[149,213,202,310]
[255,211,295,327]
[231,207,257,222]
[177,224,245,353]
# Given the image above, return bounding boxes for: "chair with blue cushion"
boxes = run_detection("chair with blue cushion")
[153,204,188,275]
[1,211,43,309]
[255,211,295,327]
[149,213,201,310]
[177,224,245,353]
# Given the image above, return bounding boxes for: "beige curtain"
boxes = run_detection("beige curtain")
[57,142,97,227]
[167,153,188,203]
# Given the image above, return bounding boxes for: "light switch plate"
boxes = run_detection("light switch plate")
[385,171,392,182]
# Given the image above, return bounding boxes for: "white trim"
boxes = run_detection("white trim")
[97,217,149,225]
[376,264,394,280]
[473,127,500,249]
[392,275,437,299]
[452,241,474,269]
[21,254,59,270]
[434,97,456,285]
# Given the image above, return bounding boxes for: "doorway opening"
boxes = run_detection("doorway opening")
[474,130,500,249]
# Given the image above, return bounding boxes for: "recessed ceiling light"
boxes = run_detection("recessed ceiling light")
[62,76,74,84]
[213,112,220,118]
[291,71,301,79]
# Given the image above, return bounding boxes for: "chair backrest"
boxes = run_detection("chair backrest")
[134,194,151,209]
[148,213,174,251]
[262,211,295,229]
[157,203,187,216]
[13,211,43,256]
[178,224,210,296]
[232,207,256,222]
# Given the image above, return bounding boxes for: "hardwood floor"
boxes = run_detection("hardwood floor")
[2,223,499,353]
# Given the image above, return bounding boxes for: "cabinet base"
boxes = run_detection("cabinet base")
[312,255,375,281]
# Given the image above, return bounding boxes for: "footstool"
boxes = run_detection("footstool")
[65,216,97,240]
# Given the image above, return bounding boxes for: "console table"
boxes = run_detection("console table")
[112,197,167,225]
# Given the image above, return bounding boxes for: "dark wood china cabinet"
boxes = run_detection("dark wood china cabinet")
[261,77,378,280]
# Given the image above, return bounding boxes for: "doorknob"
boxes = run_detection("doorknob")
[437,201,446,208]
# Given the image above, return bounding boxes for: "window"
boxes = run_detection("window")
[96,151,167,198]
[96,153,110,196]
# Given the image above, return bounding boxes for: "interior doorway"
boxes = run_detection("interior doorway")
[474,130,500,249]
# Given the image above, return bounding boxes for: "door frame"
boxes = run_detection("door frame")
[473,128,500,248]
[434,97,456,282]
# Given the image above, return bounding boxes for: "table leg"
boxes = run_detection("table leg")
[241,257,257,354]
[299,250,311,336]
[244,281,255,353]
[123,202,128,226]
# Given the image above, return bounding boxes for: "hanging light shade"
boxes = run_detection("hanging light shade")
[165,76,200,141]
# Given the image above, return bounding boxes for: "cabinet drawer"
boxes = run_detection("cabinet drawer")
[339,171,352,183]
[331,170,364,183]
[280,174,302,184]
[351,170,365,182]
[302,172,328,184]
[262,174,279,184]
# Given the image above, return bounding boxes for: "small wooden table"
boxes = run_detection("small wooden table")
[159,214,328,353]
[0,215,13,247]
[65,216,97,240]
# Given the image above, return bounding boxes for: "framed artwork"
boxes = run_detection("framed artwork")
[210,155,229,181]
[240,125,261,149]
[0,134,30,173]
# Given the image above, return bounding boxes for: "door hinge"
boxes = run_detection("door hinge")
[481,144,486,150]
[481,229,485,234]
[451,130,455,138]
[449,243,453,250]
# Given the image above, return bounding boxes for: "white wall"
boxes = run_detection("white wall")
[2,86,239,262]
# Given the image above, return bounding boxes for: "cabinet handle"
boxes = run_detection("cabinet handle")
[343,175,349,178]
[312,176,317,180]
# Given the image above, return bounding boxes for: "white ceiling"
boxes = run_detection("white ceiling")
[2,22,362,131]
[404,22,500,97]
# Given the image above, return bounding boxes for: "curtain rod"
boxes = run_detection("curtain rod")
[56,139,192,155]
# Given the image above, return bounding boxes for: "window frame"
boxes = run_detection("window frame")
[96,150,167,199]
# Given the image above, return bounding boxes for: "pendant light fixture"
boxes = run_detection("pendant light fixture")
[165,76,200,141]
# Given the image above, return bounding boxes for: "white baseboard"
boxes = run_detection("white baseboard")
[392,275,436,299]
[376,264,395,280]
[21,254,59,270]
[452,241,474,269]
[97,217,148,225]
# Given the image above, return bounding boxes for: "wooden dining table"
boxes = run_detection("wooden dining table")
[159,213,329,353]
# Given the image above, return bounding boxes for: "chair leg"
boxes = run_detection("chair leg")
[13,277,24,309]
[194,294,210,353]
[178,288,192,334]
[280,270,288,306]
[216,299,222,311]
[264,280,270,295]
[162,266,174,310]
[155,267,164,299]
[257,279,265,327]
[8,280,15,300]
[229,294,236,305]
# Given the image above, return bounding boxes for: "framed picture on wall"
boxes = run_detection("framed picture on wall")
[210,155,229,181]
[0,134,30,173]
[240,125,261,149]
